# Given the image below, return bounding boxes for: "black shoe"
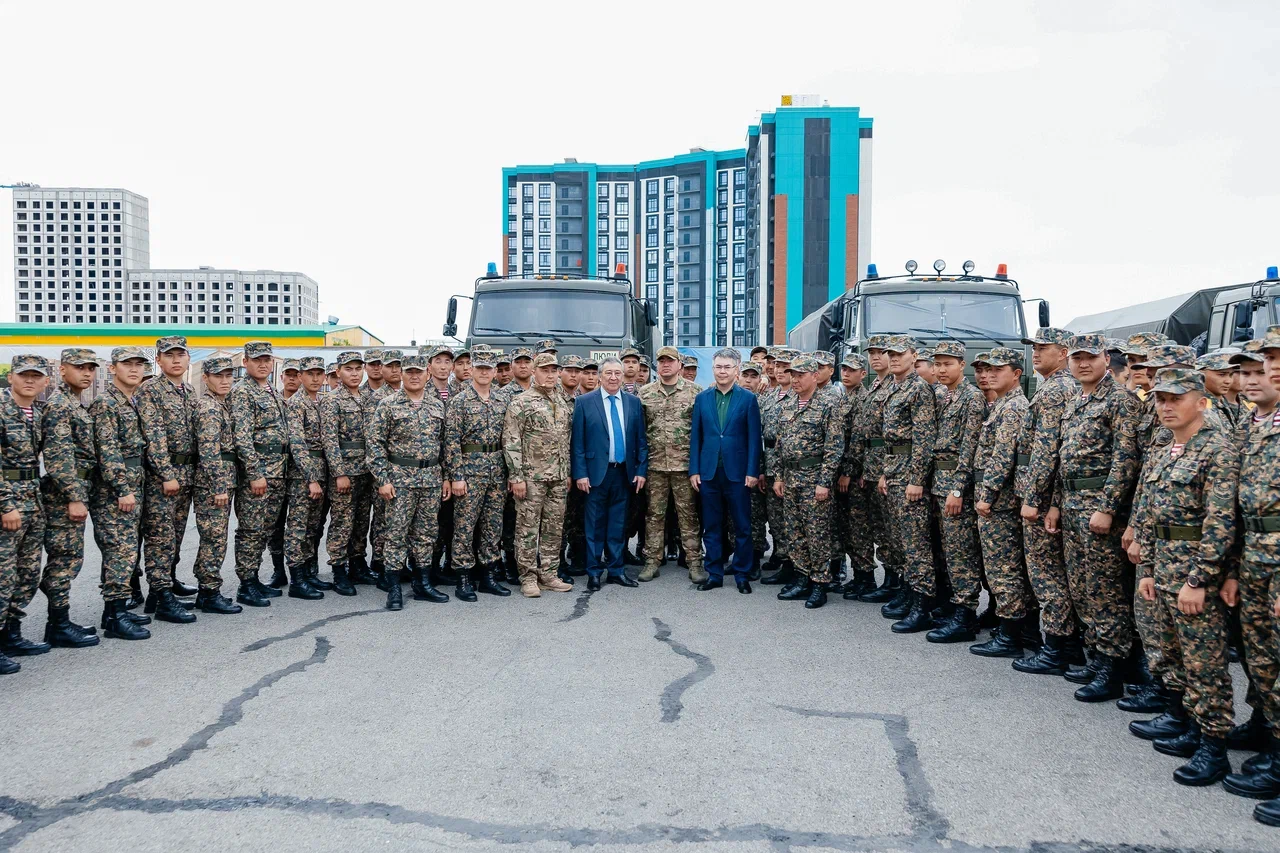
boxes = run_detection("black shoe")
[698,578,723,591]
[119,610,152,626]
[557,568,575,586]
[623,548,643,567]
[385,570,404,611]
[1130,695,1191,741]
[269,553,288,588]
[760,560,796,586]
[927,606,978,644]
[124,571,144,610]
[1174,736,1231,786]
[970,619,1025,658]
[0,650,18,674]
[607,573,639,588]
[859,570,899,603]
[842,570,876,600]
[1225,748,1280,799]
[456,571,478,603]
[1075,653,1125,702]
[236,582,271,608]
[892,592,934,634]
[477,564,512,597]
[749,550,763,582]
[43,606,99,649]
[307,558,334,591]
[143,589,160,614]
[196,589,243,614]
[1243,748,1274,778]
[351,558,380,586]
[587,575,602,592]
[1063,633,1087,666]
[0,618,50,657]
[411,573,450,603]
[1229,707,1271,752]
[737,580,752,594]
[332,563,357,597]
[1154,724,1201,758]
[1012,633,1068,675]
[1255,797,1280,826]
[374,560,391,592]
[170,577,198,597]
[1064,660,1099,685]
[880,586,912,620]
[253,577,283,598]
[1020,616,1043,650]
[152,590,196,624]
[1116,685,1168,713]
[102,600,150,640]
[804,585,828,609]
[288,564,324,600]
[778,580,813,601]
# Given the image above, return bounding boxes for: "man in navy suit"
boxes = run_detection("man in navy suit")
[689,348,762,593]
[571,357,648,591]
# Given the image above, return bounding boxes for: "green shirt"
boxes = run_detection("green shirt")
[715,389,732,429]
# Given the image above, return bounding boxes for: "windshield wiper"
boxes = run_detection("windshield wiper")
[946,325,1013,348]
[473,327,529,342]
[548,328,603,345]
[908,327,962,340]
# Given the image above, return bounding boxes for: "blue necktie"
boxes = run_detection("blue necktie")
[609,395,625,464]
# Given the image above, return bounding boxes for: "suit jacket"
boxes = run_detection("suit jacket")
[690,385,761,483]
[571,388,649,487]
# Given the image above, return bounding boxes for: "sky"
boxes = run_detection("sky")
[1,0,1277,345]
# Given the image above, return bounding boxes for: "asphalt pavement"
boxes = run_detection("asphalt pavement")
[0,521,1276,853]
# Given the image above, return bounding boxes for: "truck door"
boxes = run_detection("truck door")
[1208,305,1226,349]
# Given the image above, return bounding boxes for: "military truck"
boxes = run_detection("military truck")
[444,264,658,362]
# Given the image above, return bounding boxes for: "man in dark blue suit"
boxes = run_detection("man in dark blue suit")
[689,348,762,593]
[571,357,648,591]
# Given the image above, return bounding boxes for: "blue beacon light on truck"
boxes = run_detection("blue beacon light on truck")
[1267,266,1278,280]
[486,262,499,277]
[866,264,879,280]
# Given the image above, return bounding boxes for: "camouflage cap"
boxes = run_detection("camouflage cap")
[380,348,404,364]
[1022,327,1073,347]
[581,359,599,371]
[326,362,338,374]
[535,339,559,354]
[494,350,512,365]
[1152,367,1206,395]
[1258,324,1280,352]
[985,347,1025,369]
[1135,343,1197,369]
[811,350,835,367]
[619,347,641,361]
[915,347,935,362]
[971,351,993,367]
[750,345,769,356]
[883,335,916,354]
[363,348,384,364]
[401,354,429,370]
[452,348,470,359]
[281,358,301,373]
[533,353,560,369]
[1120,331,1171,357]
[244,341,273,359]
[1196,351,1239,372]
[561,354,585,369]
[510,346,535,361]
[59,348,99,367]
[656,346,681,361]
[638,356,651,368]
[741,361,762,375]
[336,350,365,366]
[155,335,188,353]
[299,356,325,371]
[932,340,966,360]
[773,348,799,363]
[785,355,818,374]
[471,352,497,369]
[841,352,867,370]
[112,345,151,364]
[1067,334,1107,356]
[1104,338,1127,354]
[1231,339,1266,364]
[866,334,893,351]
[765,347,782,359]
[422,344,454,360]
[203,356,234,375]
[10,354,47,375]
[681,355,699,367]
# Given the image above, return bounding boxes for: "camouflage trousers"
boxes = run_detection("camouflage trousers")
[41,505,85,611]
[936,495,983,609]
[284,478,327,570]
[451,467,505,572]
[385,472,444,571]
[1,507,46,621]
[1133,561,1161,673]
[762,476,787,559]
[90,494,141,602]
[234,478,286,582]
[841,481,875,572]
[885,485,933,596]
[192,487,231,590]
[349,473,373,563]
[977,509,1031,618]
[370,487,387,564]
[326,473,371,567]
[1238,559,1280,727]
[644,471,703,572]
[1060,506,1133,660]
[514,479,568,583]
[872,485,902,575]
[141,472,193,590]
[782,470,832,583]
[1150,584,1233,738]
[1024,517,1074,636]
[268,492,285,559]
[750,483,768,554]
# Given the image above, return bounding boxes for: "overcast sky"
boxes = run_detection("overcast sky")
[2,0,1276,344]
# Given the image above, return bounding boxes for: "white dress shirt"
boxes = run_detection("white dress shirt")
[601,389,626,462]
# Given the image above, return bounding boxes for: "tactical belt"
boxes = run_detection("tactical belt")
[786,456,824,470]
[122,456,142,469]
[389,454,440,469]
[309,449,326,458]
[339,439,366,451]
[461,443,501,453]
[864,438,886,448]
[763,437,777,448]
[1016,454,1032,467]
[219,452,237,463]
[253,442,283,455]
[888,442,912,456]
[1155,524,1203,541]
[1,468,39,481]
[1063,475,1107,491]
[1244,515,1280,533]
[933,459,958,471]
[170,452,196,465]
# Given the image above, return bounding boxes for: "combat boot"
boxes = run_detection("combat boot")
[638,564,660,582]
[969,618,1024,658]
[1229,706,1271,753]
[538,572,573,592]
[332,563,357,597]
[842,569,876,600]
[762,549,781,575]
[152,590,196,624]
[252,573,282,598]
[2,618,50,656]
[350,555,379,586]
[411,569,450,603]
[385,569,403,611]
[1130,693,1190,741]
[880,585,912,620]
[455,569,478,603]
[521,578,541,598]
[760,558,796,586]
[503,550,519,585]
[1173,736,1231,786]
[288,563,323,600]
[1012,633,1068,675]
[1062,632,1087,666]
[43,606,98,649]
[688,564,709,584]
[804,584,828,610]
[1064,655,1099,685]
[1074,653,1124,703]
[859,569,899,604]
[269,552,288,588]
[1117,684,1168,713]
[623,547,643,566]
[123,569,144,610]
[892,592,935,634]
[777,578,813,601]
[750,550,763,582]
[1241,732,1276,777]
[0,650,18,675]
[101,600,150,641]
[307,557,334,591]
[926,606,977,644]
[1255,797,1280,827]
[568,540,588,576]
[374,560,391,592]
[1154,722,1201,758]
[170,575,198,597]
[236,580,271,608]
[976,600,999,632]
[1225,742,1280,799]
[1020,614,1043,650]
[477,562,512,597]
[196,589,242,614]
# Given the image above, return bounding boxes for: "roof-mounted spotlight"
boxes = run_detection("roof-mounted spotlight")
[905,260,918,274]
[932,259,946,273]
[962,260,975,274]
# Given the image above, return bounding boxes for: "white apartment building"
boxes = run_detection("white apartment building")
[127,268,320,326]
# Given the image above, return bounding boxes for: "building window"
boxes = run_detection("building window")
[665,178,675,193]
[615,183,628,198]
[538,183,551,199]
[719,172,728,187]
[598,201,609,215]
[539,201,550,216]
[539,219,550,233]
[735,169,746,186]
[616,201,629,216]
[598,183,609,198]
[616,218,628,233]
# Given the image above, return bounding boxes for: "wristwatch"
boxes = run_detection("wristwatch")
[1186,575,1204,589]
[951,490,962,499]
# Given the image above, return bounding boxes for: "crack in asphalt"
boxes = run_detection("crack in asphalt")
[556,588,594,623]
[241,609,382,652]
[651,617,715,723]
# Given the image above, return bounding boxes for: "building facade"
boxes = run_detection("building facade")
[126,268,320,326]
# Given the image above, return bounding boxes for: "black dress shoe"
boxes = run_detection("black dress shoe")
[737,580,752,594]
[153,590,197,624]
[607,573,639,588]
[697,578,723,591]
[196,590,243,614]
[236,582,271,608]
[804,585,827,609]
[778,580,813,601]
[1154,725,1201,758]
[170,578,198,597]
[586,575,602,592]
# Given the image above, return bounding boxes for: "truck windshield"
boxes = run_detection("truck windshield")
[471,290,627,338]
[864,291,1022,339]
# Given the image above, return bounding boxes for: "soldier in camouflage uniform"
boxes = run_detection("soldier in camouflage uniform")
[856,335,904,604]
[1122,368,1238,786]
[367,354,452,610]
[810,350,849,586]
[366,348,403,581]
[268,357,303,587]
[740,359,769,577]
[503,353,574,598]
[231,341,290,608]
[558,354,588,579]
[320,351,372,596]
[89,347,153,642]
[281,356,329,601]
[923,341,987,642]
[877,336,939,632]
[1050,333,1142,702]
[190,357,242,615]
[638,346,704,583]
[495,347,534,583]
[444,350,512,600]
[682,355,699,383]
[758,348,796,585]
[136,335,199,624]
[772,356,844,609]
[835,352,876,598]
[37,349,101,649]
[1198,351,1245,432]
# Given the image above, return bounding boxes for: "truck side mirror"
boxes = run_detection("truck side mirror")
[645,299,658,327]
[1038,301,1051,328]
[1234,300,1254,332]
[443,297,458,338]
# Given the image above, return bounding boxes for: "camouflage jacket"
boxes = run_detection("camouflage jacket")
[0,390,55,513]
[1054,372,1142,515]
[638,377,700,472]
[41,384,95,506]
[759,386,793,478]
[1208,395,1244,433]
[195,394,237,496]
[1238,414,1280,566]
[286,392,326,483]
[90,384,147,500]
[931,381,985,497]
[369,383,398,406]
[135,376,197,482]
[1131,425,1238,589]
[367,390,447,489]
[503,386,572,482]
[975,387,1029,512]
[772,392,844,488]
[320,386,372,479]
[442,384,508,483]
[881,373,938,488]
[230,378,289,481]
[493,381,532,406]
[857,375,895,484]
[838,384,869,480]
[1014,369,1079,510]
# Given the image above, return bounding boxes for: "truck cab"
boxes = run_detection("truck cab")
[1205,267,1280,351]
